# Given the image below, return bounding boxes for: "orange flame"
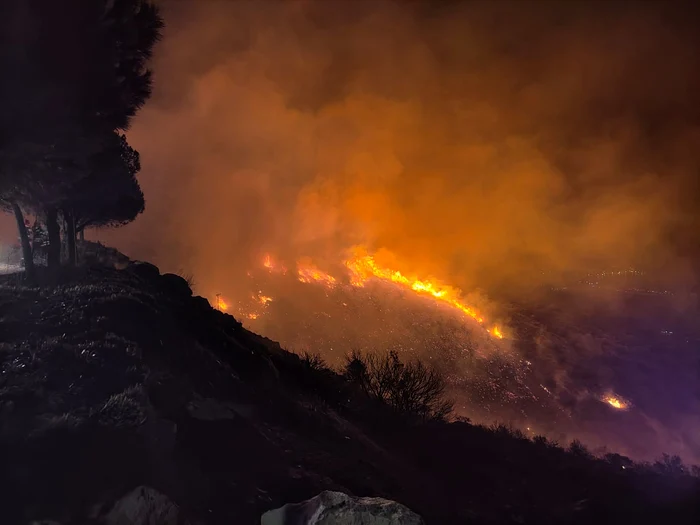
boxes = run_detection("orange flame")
[297,260,337,288]
[344,247,503,338]
[258,295,273,305]
[262,253,287,274]
[602,394,629,410]
[215,295,229,312]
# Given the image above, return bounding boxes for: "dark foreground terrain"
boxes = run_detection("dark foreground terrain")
[0,257,698,524]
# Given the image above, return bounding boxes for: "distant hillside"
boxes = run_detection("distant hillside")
[0,257,698,524]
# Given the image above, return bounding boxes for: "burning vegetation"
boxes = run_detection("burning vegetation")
[603,393,630,411]
[217,246,504,340]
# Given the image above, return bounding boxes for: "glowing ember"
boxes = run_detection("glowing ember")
[258,295,273,305]
[297,260,337,288]
[602,394,629,410]
[343,247,503,338]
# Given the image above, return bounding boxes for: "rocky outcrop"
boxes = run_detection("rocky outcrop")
[104,486,181,525]
[161,273,193,297]
[261,491,425,525]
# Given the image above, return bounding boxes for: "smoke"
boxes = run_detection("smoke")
[96,0,700,299]
[88,0,700,462]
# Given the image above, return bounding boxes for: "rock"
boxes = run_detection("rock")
[104,486,180,525]
[161,273,193,297]
[129,261,161,281]
[191,295,212,313]
[261,491,425,525]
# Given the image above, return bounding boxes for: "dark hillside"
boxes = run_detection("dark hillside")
[0,260,698,524]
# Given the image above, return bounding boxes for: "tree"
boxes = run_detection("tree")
[60,133,145,265]
[0,0,162,274]
[343,350,454,422]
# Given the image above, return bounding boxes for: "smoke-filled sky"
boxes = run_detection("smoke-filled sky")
[1,0,698,464]
[28,0,700,297]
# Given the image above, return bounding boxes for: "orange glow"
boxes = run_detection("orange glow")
[343,247,504,338]
[297,260,338,288]
[215,295,229,312]
[602,394,629,410]
[262,253,287,274]
[258,294,273,305]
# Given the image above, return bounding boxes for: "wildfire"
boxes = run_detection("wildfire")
[215,294,229,312]
[242,247,505,339]
[602,394,629,410]
[262,253,287,274]
[297,260,337,288]
[257,294,273,305]
[343,247,503,338]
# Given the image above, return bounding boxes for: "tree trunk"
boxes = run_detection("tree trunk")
[45,207,61,270]
[11,201,35,281]
[66,211,77,266]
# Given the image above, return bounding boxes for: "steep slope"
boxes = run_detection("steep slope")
[0,261,697,524]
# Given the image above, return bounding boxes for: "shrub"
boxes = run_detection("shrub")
[653,453,687,476]
[569,439,594,459]
[300,351,329,372]
[343,349,453,422]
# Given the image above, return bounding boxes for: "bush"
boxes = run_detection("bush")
[569,439,594,459]
[653,453,687,476]
[343,349,453,422]
[300,351,328,372]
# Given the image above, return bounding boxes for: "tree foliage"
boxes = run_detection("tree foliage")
[64,133,145,233]
[0,0,162,274]
[343,350,454,422]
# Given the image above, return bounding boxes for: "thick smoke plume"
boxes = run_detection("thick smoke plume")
[0,0,695,464]
[94,0,700,464]
[100,0,700,300]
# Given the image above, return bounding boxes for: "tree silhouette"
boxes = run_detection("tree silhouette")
[0,0,162,275]
[61,133,145,265]
[344,350,454,421]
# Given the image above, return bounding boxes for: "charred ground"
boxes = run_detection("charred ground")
[0,253,698,525]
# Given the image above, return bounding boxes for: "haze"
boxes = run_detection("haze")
[68,0,692,301]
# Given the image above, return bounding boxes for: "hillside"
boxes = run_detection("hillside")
[0,258,698,525]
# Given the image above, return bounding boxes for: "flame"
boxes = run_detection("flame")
[262,253,287,274]
[258,295,273,305]
[215,295,229,312]
[252,247,505,339]
[344,247,503,338]
[297,260,337,288]
[602,394,629,410]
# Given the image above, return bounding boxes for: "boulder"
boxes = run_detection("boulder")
[161,273,193,297]
[261,491,425,525]
[104,486,181,525]
[129,261,161,281]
